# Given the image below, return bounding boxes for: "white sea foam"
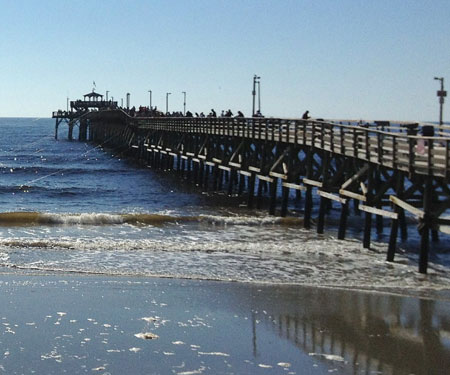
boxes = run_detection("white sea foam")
[0,218,449,295]
[40,213,124,225]
[309,353,346,362]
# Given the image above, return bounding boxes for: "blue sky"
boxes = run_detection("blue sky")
[0,0,448,121]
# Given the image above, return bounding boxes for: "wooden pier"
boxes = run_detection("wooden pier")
[52,107,450,273]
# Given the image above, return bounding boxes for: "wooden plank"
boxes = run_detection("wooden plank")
[339,189,367,202]
[248,166,261,173]
[206,161,215,167]
[212,158,222,164]
[436,217,450,225]
[198,155,206,160]
[360,182,367,195]
[439,225,450,234]
[181,155,188,160]
[169,152,178,157]
[359,204,398,219]
[282,182,307,191]
[186,152,195,157]
[269,171,288,180]
[303,178,323,188]
[229,162,241,168]
[131,145,139,149]
[192,158,200,163]
[257,174,273,183]
[389,195,424,219]
[341,164,369,189]
[218,165,231,171]
[160,150,167,154]
[238,170,252,177]
[317,190,347,204]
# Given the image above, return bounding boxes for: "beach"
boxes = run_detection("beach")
[0,271,448,375]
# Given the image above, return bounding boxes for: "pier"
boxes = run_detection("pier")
[52,106,450,274]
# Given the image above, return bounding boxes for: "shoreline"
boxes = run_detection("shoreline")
[2,266,450,301]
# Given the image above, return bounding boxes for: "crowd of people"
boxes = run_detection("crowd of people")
[120,106,263,119]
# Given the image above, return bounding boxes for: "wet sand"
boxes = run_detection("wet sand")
[0,272,449,374]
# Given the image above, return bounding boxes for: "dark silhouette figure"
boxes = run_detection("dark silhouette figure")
[235,111,244,118]
[302,110,310,120]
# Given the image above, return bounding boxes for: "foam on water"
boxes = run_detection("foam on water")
[0,222,449,294]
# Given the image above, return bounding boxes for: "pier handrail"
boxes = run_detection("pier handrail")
[86,109,450,178]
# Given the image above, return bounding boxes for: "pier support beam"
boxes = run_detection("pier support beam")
[419,175,433,274]
[363,165,374,249]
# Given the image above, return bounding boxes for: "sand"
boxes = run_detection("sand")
[0,272,449,374]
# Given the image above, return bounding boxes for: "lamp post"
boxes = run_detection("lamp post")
[252,75,260,116]
[182,91,186,116]
[434,77,446,128]
[166,92,171,114]
[257,80,261,114]
[106,91,109,101]
[148,90,152,109]
[66,97,69,113]
[121,98,123,107]
[126,93,130,109]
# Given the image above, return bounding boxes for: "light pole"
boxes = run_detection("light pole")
[121,98,123,107]
[166,92,171,114]
[182,91,186,116]
[434,77,446,128]
[257,80,261,114]
[148,90,152,109]
[252,75,260,116]
[126,93,130,109]
[66,97,69,113]
[106,90,109,101]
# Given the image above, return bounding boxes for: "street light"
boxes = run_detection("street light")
[166,92,171,114]
[148,90,152,109]
[182,91,186,116]
[252,75,260,116]
[106,90,109,101]
[126,93,130,109]
[257,81,261,114]
[434,77,446,127]
[66,97,69,113]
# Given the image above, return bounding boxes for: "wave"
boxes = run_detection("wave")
[0,211,304,227]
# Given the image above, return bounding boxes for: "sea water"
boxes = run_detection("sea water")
[0,118,449,294]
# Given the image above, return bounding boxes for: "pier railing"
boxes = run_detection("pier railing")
[125,115,450,178]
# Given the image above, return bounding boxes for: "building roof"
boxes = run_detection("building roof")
[83,91,103,99]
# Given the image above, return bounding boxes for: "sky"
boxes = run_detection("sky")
[0,0,448,121]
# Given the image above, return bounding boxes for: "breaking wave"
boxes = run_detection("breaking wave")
[0,211,304,227]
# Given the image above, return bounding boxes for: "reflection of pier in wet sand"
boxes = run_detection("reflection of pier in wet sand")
[250,286,450,374]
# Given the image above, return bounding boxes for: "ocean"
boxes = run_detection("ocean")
[1,117,449,294]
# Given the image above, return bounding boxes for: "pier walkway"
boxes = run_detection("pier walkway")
[52,108,450,273]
